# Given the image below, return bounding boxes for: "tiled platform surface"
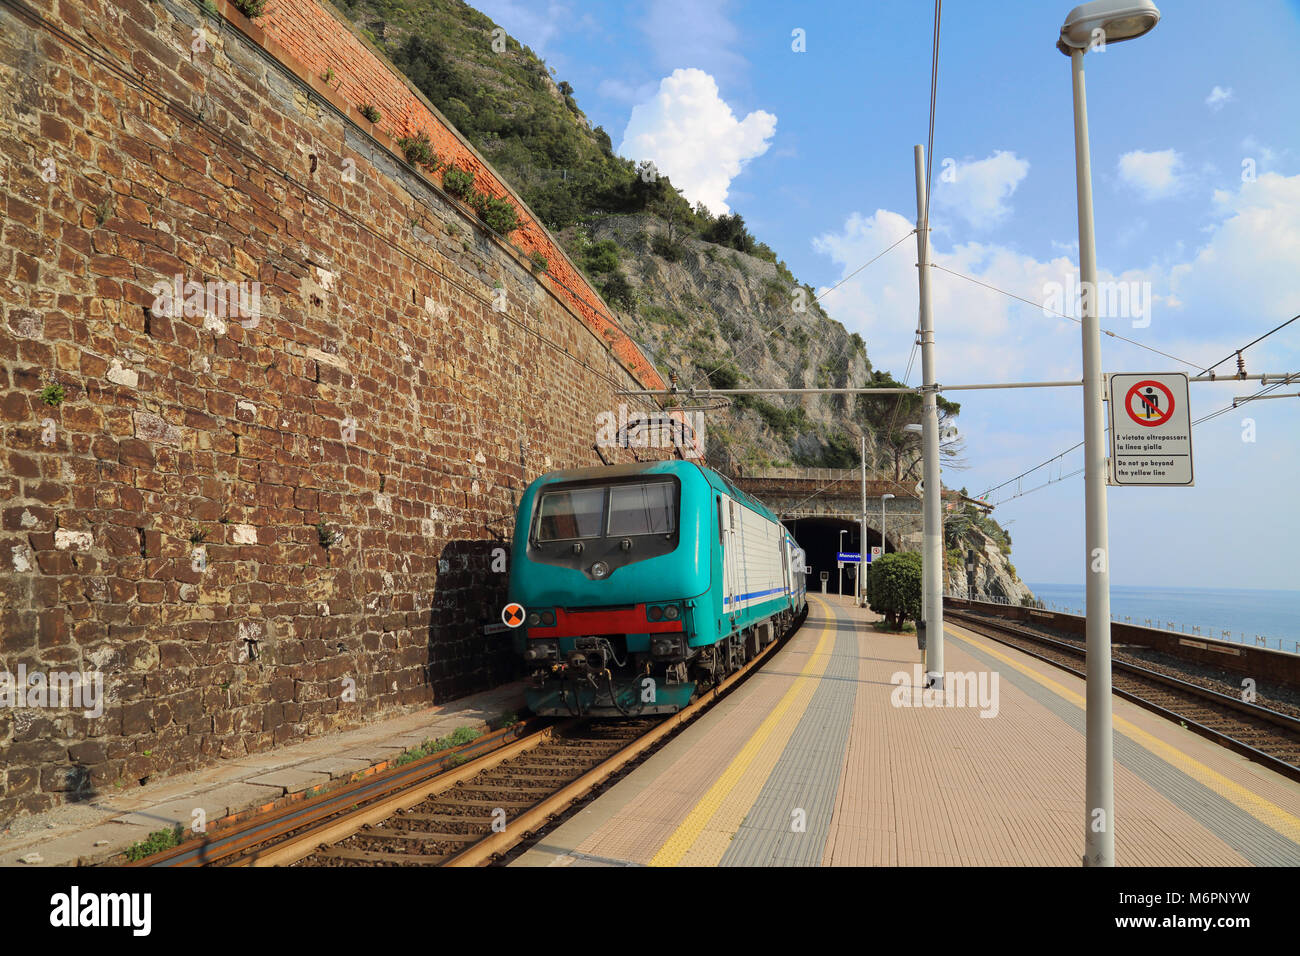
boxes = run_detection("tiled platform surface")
[0,681,527,866]
[513,595,1300,867]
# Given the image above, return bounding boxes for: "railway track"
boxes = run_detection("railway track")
[947,609,1300,782]
[133,610,804,868]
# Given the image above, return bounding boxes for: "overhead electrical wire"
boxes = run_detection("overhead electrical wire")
[988,376,1298,506]
[977,311,1300,501]
[929,262,1203,371]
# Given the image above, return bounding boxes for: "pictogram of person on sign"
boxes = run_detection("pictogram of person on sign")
[1140,386,1159,419]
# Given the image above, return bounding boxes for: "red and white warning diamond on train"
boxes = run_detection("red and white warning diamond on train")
[501,602,525,628]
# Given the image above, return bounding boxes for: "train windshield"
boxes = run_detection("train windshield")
[534,478,678,541]
[536,487,605,540]
[608,481,676,536]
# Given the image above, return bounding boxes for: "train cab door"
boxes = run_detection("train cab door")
[718,495,738,629]
[780,536,791,609]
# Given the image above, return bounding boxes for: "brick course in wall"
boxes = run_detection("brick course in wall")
[0,0,668,823]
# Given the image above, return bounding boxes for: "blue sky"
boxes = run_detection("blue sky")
[474,0,1300,590]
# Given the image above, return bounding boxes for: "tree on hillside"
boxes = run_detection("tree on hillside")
[864,372,964,480]
[867,551,923,629]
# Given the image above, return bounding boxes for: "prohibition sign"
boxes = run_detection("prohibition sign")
[501,602,525,628]
[1124,379,1174,427]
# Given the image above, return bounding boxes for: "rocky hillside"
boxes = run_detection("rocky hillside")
[579,213,878,473]
[332,0,1032,600]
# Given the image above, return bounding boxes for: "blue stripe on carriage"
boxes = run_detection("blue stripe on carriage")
[724,586,787,605]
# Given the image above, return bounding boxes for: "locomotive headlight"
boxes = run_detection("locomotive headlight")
[590,561,609,579]
[663,605,680,620]
[541,610,556,626]
[648,605,663,621]
[528,612,541,626]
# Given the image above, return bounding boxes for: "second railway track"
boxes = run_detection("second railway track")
[948,608,1300,782]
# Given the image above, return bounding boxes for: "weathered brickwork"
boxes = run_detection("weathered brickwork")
[241,0,661,385]
[0,0,666,822]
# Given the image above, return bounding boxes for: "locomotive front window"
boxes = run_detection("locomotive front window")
[536,487,606,541]
[607,480,677,536]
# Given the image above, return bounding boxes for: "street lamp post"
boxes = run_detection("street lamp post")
[1057,0,1161,869]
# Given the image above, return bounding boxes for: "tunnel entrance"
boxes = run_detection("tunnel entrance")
[782,516,893,597]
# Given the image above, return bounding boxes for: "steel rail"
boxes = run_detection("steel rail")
[147,607,806,867]
[445,610,801,866]
[132,718,546,867]
[947,610,1300,784]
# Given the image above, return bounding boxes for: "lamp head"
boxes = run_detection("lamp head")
[1057,0,1160,55]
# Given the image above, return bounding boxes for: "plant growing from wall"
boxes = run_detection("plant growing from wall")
[93,197,113,226]
[528,250,548,273]
[321,67,335,85]
[315,521,340,549]
[471,193,519,237]
[40,381,65,407]
[231,0,267,17]
[358,103,381,123]
[397,130,436,167]
[442,166,475,200]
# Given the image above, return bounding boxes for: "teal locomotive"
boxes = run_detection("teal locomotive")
[508,460,807,716]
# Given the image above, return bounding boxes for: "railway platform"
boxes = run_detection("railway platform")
[512,594,1300,867]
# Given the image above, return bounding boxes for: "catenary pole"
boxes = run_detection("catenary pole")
[914,144,943,690]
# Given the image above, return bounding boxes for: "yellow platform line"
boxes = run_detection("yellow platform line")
[947,625,1300,845]
[649,599,838,866]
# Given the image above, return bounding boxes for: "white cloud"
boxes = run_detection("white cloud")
[1205,85,1234,111]
[1169,172,1300,335]
[619,68,776,215]
[1117,148,1186,200]
[932,151,1030,229]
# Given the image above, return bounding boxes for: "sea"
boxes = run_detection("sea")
[1024,583,1300,655]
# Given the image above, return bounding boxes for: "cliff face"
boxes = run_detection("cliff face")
[945,527,1034,604]
[584,214,878,472]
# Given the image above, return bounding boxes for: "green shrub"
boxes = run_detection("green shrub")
[124,825,182,862]
[700,363,740,390]
[442,165,475,199]
[359,104,381,124]
[528,250,548,272]
[651,233,683,262]
[40,382,66,407]
[598,270,634,310]
[472,194,519,236]
[866,552,923,629]
[397,130,435,166]
[231,0,267,17]
[580,238,620,275]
